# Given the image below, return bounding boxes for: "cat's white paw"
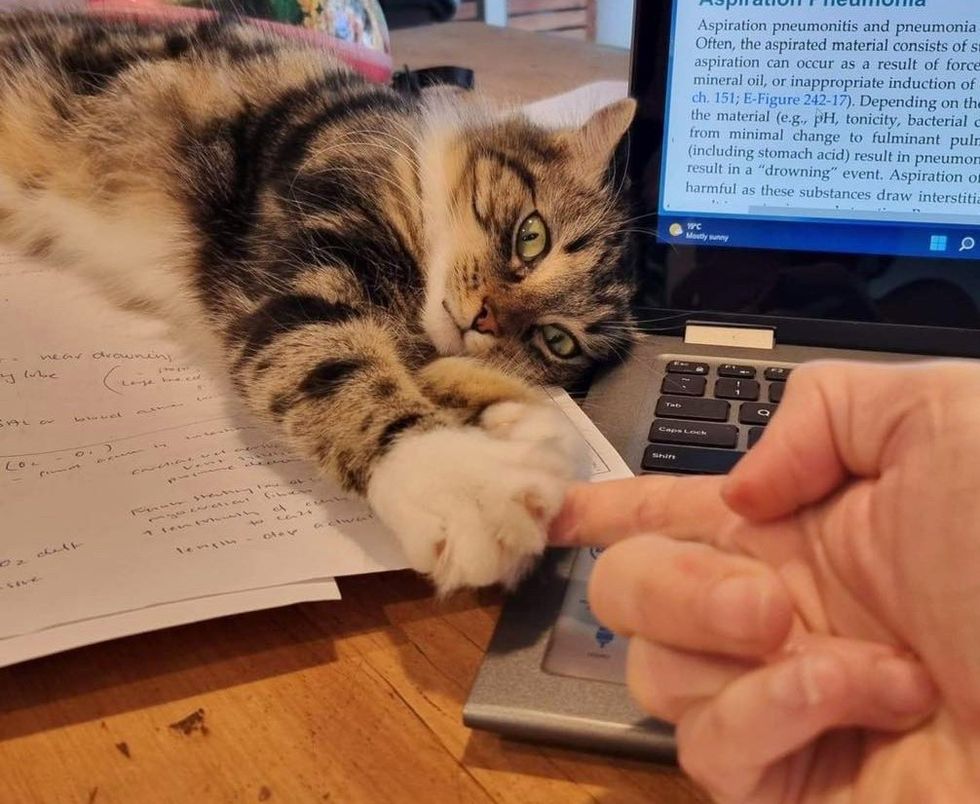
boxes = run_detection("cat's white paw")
[480,400,590,475]
[367,402,589,593]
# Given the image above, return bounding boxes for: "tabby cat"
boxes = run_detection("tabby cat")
[0,12,639,592]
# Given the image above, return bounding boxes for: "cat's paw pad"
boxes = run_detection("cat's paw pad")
[479,400,591,480]
[366,423,582,594]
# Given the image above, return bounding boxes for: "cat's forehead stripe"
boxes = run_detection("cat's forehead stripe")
[471,149,537,198]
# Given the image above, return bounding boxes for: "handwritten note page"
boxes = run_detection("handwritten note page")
[0,251,398,665]
[2,256,205,453]
[0,415,403,640]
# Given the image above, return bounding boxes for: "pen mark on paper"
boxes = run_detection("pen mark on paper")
[101,364,123,396]
[0,416,230,459]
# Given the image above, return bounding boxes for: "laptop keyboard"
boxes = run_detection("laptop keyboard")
[641,358,796,475]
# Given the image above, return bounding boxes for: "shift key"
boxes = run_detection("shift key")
[642,445,743,475]
[649,418,738,449]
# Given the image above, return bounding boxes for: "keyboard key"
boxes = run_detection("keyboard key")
[642,445,744,475]
[666,360,709,376]
[769,382,786,403]
[714,378,760,401]
[649,419,738,449]
[718,364,757,379]
[765,367,792,381]
[739,402,778,425]
[662,374,707,397]
[747,427,766,448]
[656,395,730,422]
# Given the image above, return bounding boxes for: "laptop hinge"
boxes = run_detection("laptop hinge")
[684,322,776,350]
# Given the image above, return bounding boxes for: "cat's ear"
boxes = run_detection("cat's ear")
[565,98,637,182]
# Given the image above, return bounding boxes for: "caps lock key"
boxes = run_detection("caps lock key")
[649,419,738,449]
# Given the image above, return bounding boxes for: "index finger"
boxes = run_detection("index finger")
[549,474,732,548]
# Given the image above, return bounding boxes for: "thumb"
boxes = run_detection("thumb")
[722,360,928,522]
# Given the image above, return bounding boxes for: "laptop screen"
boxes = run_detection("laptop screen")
[630,0,980,346]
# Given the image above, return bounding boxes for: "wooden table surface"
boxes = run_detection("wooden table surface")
[0,22,708,804]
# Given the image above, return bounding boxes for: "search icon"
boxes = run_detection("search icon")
[960,237,976,252]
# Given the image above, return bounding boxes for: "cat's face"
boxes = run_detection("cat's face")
[423,99,639,386]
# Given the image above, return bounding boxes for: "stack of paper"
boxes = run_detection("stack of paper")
[0,250,376,665]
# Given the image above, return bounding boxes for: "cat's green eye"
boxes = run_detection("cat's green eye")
[516,212,549,262]
[539,324,580,359]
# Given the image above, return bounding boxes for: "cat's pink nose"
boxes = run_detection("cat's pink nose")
[472,299,500,337]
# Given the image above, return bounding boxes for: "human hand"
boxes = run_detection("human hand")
[551,361,980,803]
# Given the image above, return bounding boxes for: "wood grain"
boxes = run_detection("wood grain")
[549,27,588,41]
[0,23,707,804]
[0,573,708,803]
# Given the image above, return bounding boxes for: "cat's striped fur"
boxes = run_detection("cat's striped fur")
[0,12,639,591]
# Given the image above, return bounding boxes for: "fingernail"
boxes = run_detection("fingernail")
[874,656,938,715]
[705,575,772,642]
[769,654,843,709]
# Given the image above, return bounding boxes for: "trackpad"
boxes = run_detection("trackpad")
[542,548,628,685]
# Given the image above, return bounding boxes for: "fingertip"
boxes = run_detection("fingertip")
[720,468,764,520]
[722,447,803,523]
[547,482,590,545]
[873,656,939,723]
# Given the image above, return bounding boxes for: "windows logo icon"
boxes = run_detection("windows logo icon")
[929,235,948,252]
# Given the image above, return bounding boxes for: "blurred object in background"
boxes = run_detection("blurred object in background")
[380,0,458,28]
[450,0,635,47]
[0,0,393,80]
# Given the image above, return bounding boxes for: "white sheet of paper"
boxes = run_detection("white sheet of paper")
[0,252,230,457]
[0,578,340,668]
[0,251,405,660]
[544,387,633,482]
[0,415,406,639]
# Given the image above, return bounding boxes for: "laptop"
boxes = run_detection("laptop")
[464,0,980,760]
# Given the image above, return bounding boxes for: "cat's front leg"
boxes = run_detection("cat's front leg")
[367,356,591,593]
[418,355,587,468]
[235,299,587,593]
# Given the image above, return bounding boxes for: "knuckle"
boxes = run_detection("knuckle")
[632,478,674,533]
[675,712,743,803]
[675,729,716,791]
